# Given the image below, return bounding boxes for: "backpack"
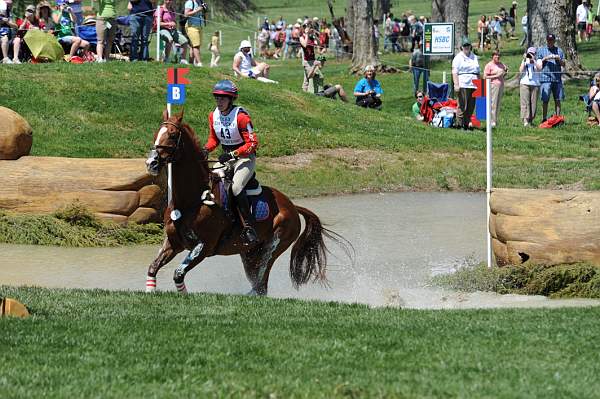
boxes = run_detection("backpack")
[539,114,565,128]
[392,21,400,34]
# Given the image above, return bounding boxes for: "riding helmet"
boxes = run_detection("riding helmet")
[212,80,239,99]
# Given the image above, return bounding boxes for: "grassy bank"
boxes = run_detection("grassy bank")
[432,262,600,298]
[1,286,600,398]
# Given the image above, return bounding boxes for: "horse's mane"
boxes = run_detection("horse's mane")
[178,121,206,161]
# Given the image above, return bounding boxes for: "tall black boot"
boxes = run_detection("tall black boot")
[235,191,258,245]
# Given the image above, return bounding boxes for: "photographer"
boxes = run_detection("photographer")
[518,47,542,126]
[184,0,207,66]
[306,55,348,102]
[56,2,90,61]
[536,33,565,122]
[0,0,17,64]
[300,22,319,91]
[353,65,383,109]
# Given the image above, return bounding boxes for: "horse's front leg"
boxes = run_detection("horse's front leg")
[172,240,208,294]
[146,237,179,293]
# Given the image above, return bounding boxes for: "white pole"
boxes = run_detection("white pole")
[257,16,260,29]
[167,103,172,205]
[442,71,447,84]
[156,4,161,62]
[219,30,222,46]
[597,2,600,19]
[485,78,493,269]
[250,34,254,56]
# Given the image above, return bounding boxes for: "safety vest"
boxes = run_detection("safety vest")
[211,106,246,147]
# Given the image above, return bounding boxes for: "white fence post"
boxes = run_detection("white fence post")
[155,4,161,62]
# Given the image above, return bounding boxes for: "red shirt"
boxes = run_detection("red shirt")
[17,18,45,38]
[205,107,258,157]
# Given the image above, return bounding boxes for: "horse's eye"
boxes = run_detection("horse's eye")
[168,133,178,140]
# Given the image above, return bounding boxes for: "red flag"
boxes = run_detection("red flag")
[167,68,191,85]
[472,79,486,98]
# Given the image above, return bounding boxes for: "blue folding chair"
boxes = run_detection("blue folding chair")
[426,81,449,104]
[77,25,98,45]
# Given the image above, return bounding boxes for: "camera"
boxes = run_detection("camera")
[526,53,532,59]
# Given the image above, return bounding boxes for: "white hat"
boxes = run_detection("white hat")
[239,40,252,50]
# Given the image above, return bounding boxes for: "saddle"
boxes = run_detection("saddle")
[210,168,270,223]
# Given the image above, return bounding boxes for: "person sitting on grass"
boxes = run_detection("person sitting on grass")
[305,55,348,102]
[56,3,89,62]
[353,65,383,109]
[412,91,425,121]
[156,0,189,64]
[589,74,600,126]
[232,40,271,80]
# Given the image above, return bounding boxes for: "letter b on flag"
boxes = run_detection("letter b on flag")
[167,84,186,104]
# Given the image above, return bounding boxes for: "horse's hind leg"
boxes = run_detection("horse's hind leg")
[146,237,179,292]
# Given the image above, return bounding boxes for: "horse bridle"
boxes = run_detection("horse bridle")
[153,121,184,164]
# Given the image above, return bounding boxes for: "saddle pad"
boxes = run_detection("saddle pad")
[251,198,270,221]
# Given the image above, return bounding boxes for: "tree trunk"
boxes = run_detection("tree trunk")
[350,0,379,72]
[373,0,391,22]
[528,0,585,75]
[431,0,469,55]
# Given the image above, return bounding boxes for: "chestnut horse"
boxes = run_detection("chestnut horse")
[144,110,350,295]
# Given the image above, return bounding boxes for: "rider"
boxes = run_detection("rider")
[203,80,259,245]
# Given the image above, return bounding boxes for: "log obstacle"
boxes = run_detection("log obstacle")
[0,156,165,224]
[490,189,600,266]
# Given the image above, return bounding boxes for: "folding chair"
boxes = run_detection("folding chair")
[426,81,449,103]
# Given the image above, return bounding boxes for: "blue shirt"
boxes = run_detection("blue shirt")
[354,78,383,96]
[130,0,153,16]
[536,45,564,83]
[185,0,204,27]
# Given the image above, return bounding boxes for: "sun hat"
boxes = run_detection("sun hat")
[26,4,36,13]
[239,39,252,50]
[526,46,536,55]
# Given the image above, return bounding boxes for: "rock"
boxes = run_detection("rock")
[0,156,165,223]
[0,107,33,160]
[490,189,600,266]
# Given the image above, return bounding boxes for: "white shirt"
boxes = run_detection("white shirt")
[452,51,480,89]
[519,60,542,86]
[576,4,588,23]
[235,51,253,75]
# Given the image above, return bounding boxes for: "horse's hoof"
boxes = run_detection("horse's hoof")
[246,289,259,296]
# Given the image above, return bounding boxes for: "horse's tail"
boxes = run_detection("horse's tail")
[289,206,354,288]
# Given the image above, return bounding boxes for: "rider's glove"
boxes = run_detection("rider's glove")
[218,152,235,164]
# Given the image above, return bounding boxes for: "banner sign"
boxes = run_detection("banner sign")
[423,23,455,56]
[166,68,190,105]
[472,79,487,120]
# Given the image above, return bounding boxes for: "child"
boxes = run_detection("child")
[209,30,219,67]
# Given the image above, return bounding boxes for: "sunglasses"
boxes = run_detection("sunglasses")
[417,95,424,98]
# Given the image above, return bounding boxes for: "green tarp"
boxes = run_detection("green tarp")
[24,30,64,62]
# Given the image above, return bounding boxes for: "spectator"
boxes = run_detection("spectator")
[452,37,480,130]
[490,15,503,49]
[400,14,410,51]
[95,0,117,62]
[587,2,595,39]
[507,1,517,38]
[520,11,528,47]
[300,22,319,91]
[128,0,153,62]
[518,46,542,126]
[390,17,400,53]
[589,74,600,126]
[209,30,219,67]
[257,27,269,57]
[0,0,17,64]
[306,55,348,102]
[56,3,90,61]
[353,65,383,109]
[576,0,589,43]
[184,0,207,67]
[319,21,330,55]
[409,36,428,95]
[483,51,508,128]
[156,0,189,64]
[412,91,425,121]
[36,1,55,32]
[477,15,488,49]
[383,13,392,53]
[64,0,83,26]
[232,39,270,79]
[409,15,423,52]
[273,22,285,59]
[14,5,45,64]
[287,22,301,58]
[373,19,380,54]
[537,33,565,122]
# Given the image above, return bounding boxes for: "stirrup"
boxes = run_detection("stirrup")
[241,226,258,245]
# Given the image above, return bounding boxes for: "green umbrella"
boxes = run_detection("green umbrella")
[24,30,64,62]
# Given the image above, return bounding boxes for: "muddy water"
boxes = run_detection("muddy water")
[2,192,599,309]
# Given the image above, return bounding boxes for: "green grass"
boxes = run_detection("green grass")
[432,262,600,298]
[2,285,600,398]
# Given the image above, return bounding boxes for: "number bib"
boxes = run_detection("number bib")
[212,106,245,147]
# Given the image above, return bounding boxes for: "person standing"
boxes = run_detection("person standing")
[184,0,207,67]
[483,51,508,128]
[95,0,117,62]
[128,0,153,62]
[508,1,518,38]
[0,0,18,64]
[383,13,392,53]
[520,11,528,47]
[409,36,429,94]
[209,30,220,67]
[576,0,589,43]
[203,80,259,245]
[300,22,319,91]
[452,38,480,130]
[518,47,542,126]
[537,33,565,122]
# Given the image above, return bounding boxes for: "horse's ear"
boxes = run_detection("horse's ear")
[176,109,185,122]
[162,108,169,121]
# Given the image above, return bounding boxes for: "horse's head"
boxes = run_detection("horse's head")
[146,109,186,176]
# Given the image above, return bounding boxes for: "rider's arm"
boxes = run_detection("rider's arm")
[204,113,220,152]
[231,111,258,157]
